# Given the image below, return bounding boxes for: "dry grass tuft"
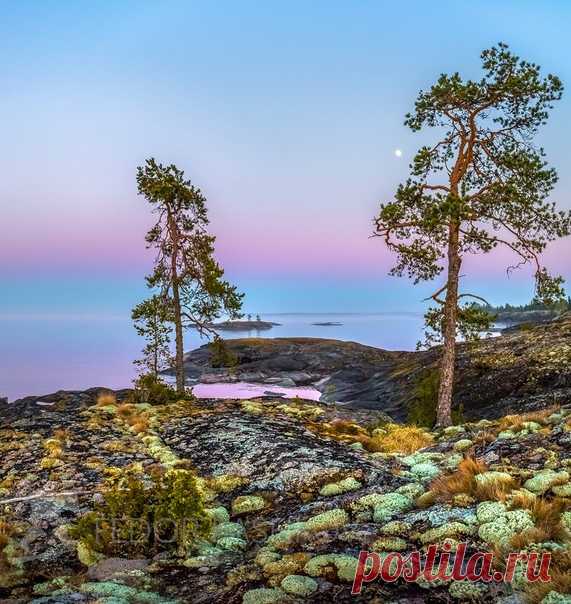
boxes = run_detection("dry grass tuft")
[509,494,568,543]
[497,406,559,433]
[430,457,488,502]
[117,403,136,418]
[473,479,516,503]
[96,391,117,407]
[523,548,571,603]
[367,424,434,454]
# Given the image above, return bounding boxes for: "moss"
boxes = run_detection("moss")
[372,536,408,551]
[453,439,473,452]
[267,523,307,550]
[262,553,312,580]
[275,404,324,420]
[401,451,444,466]
[232,495,266,515]
[474,471,514,488]
[379,520,412,536]
[409,462,440,482]
[541,592,571,604]
[304,553,360,582]
[524,470,569,494]
[448,580,487,600]
[305,508,348,532]
[419,522,475,545]
[395,483,425,499]
[76,540,104,566]
[213,522,245,540]
[205,506,230,524]
[319,477,362,497]
[140,435,180,467]
[216,536,247,551]
[353,492,413,523]
[241,401,264,415]
[280,574,318,597]
[478,509,534,547]
[210,474,249,493]
[242,587,286,604]
[80,581,178,603]
[476,501,506,524]
[255,548,282,567]
[561,512,571,531]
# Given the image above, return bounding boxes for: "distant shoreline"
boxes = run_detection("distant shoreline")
[199,319,281,331]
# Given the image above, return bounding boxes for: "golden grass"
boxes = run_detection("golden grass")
[366,424,434,454]
[117,403,136,418]
[96,391,117,407]
[523,548,571,604]
[509,494,568,543]
[430,457,488,502]
[310,419,433,454]
[497,406,559,433]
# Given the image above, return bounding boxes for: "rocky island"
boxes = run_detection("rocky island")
[199,320,281,332]
[1,314,570,602]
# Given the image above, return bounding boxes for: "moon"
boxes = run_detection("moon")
[394,148,403,158]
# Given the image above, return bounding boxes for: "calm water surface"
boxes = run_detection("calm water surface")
[1,313,425,401]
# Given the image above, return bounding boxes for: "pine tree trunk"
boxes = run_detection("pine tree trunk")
[436,222,461,427]
[168,212,186,395]
[172,278,185,394]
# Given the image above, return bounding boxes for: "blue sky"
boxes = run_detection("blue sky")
[1,1,570,314]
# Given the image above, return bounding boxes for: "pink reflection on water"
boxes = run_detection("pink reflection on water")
[191,381,321,401]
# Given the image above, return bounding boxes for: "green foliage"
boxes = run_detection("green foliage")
[375,43,571,425]
[420,302,494,349]
[129,374,189,406]
[209,336,238,369]
[132,295,173,378]
[375,42,571,336]
[70,467,211,558]
[137,159,244,335]
[407,369,463,427]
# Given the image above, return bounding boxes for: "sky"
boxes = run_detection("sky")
[1,0,571,315]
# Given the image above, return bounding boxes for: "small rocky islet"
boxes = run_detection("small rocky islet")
[1,316,571,603]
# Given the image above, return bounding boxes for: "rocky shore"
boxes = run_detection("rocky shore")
[166,313,571,421]
[1,387,570,602]
[0,313,570,602]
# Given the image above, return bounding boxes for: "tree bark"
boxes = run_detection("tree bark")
[172,278,185,394]
[436,221,462,427]
[168,212,186,395]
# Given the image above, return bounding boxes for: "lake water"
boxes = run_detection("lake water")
[0,312,426,401]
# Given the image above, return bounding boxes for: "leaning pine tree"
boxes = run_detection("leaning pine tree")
[374,43,571,427]
[137,158,243,394]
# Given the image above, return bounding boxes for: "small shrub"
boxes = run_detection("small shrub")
[129,374,187,406]
[209,336,238,369]
[70,466,211,558]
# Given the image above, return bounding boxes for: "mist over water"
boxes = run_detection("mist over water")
[0,312,425,401]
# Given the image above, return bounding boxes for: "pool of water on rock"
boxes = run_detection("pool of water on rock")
[190,381,322,400]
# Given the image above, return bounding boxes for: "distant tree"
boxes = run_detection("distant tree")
[256,314,261,322]
[132,295,173,378]
[247,314,252,321]
[374,43,571,427]
[137,158,244,394]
